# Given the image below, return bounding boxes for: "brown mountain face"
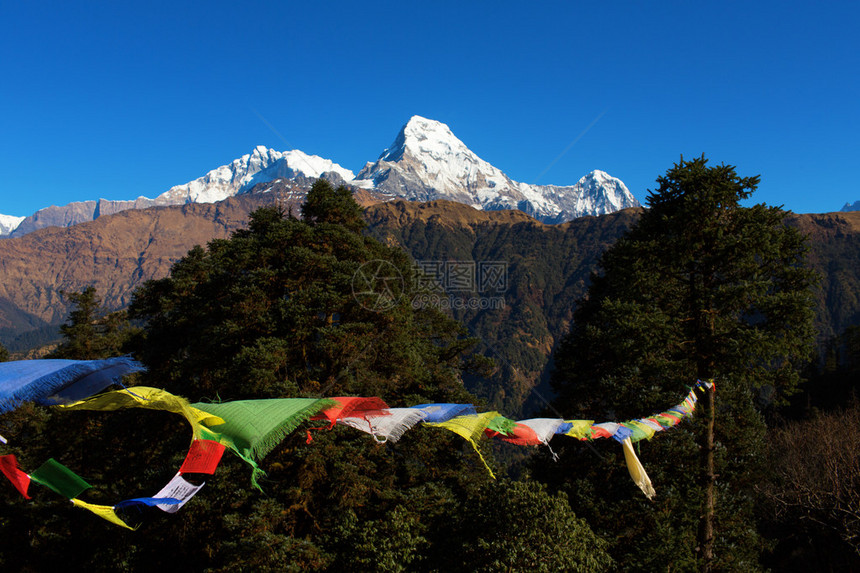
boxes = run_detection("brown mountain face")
[0,182,386,351]
[0,182,388,334]
[365,201,644,415]
[785,211,860,340]
[0,194,283,338]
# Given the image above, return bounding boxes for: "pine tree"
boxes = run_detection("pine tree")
[48,286,134,360]
[128,180,479,403]
[543,156,817,571]
[301,178,366,233]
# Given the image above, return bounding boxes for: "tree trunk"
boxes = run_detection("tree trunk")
[700,384,715,572]
[691,269,716,572]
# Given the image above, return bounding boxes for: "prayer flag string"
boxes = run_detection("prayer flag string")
[0,363,715,529]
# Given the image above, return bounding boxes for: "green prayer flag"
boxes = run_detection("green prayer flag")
[486,415,517,435]
[30,458,91,499]
[192,398,335,490]
[193,398,335,461]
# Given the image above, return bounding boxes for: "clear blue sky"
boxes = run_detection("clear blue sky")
[1,1,857,217]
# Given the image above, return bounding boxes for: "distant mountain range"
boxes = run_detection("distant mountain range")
[842,200,860,212]
[0,116,638,237]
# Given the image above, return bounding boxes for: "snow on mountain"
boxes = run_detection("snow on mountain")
[157,145,355,204]
[2,146,356,237]
[0,214,25,235]
[841,200,860,212]
[353,116,639,223]
[2,118,638,238]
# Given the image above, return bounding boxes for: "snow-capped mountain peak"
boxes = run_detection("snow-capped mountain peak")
[1,146,358,237]
[355,116,639,222]
[382,115,471,161]
[355,116,513,201]
[157,146,356,204]
[0,214,25,235]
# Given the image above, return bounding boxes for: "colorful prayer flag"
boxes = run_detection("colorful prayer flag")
[622,438,656,500]
[179,439,226,475]
[152,473,204,513]
[61,387,223,439]
[0,357,144,413]
[29,458,91,499]
[309,397,389,429]
[71,498,135,530]
[338,408,427,443]
[412,403,477,423]
[0,454,31,499]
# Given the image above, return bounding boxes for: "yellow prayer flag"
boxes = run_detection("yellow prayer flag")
[627,420,657,441]
[621,438,656,500]
[563,420,595,439]
[426,411,501,479]
[71,498,135,530]
[58,387,223,438]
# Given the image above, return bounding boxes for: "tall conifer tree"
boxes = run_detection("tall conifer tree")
[48,286,133,360]
[545,156,817,571]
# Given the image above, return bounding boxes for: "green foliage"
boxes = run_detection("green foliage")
[445,479,613,573]
[301,179,366,233]
[48,286,138,360]
[129,196,479,403]
[797,325,860,411]
[325,506,428,572]
[542,156,818,571]
[118,191,494,566]
[0,183,610,570]
[0,342,8,362]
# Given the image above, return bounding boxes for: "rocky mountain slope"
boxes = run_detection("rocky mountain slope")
[2,195,858,416]
[0,183,382,349]
[0,193,290,344]
[785,211,860,340]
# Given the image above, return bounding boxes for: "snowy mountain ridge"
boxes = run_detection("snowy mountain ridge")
[156,145,355,204]
[2,147,355,237]
[1,116,637,236]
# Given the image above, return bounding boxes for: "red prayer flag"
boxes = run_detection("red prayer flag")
[310,397,389,428]
[588,426,614,440]
[0,454,32,499]
[179,439,225,475]
[485,423,542,446]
